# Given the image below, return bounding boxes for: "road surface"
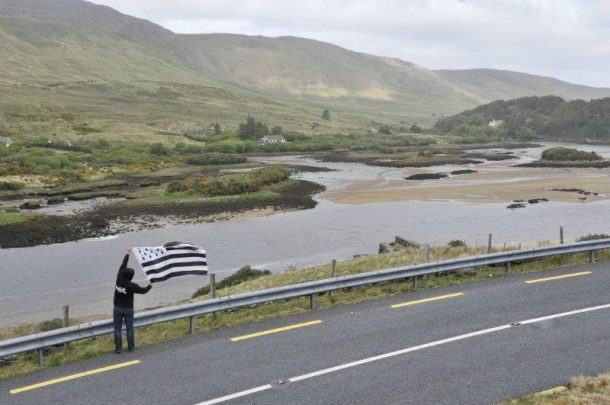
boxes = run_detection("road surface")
[1,262,609,404]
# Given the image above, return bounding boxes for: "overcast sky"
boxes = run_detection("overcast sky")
[90,0,610,87]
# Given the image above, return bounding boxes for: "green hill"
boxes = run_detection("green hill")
[435,95,610,142]
[1,0,609,141]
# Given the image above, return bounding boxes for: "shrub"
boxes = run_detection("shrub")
[204,140,255,154]
[39,318,64,332]
[175,143,205,154]
[448,240,467,247]
[576,233,610,242]
[169,165,289,196]
[47,196,66,205]
[185,153,246,166]
[541,147,602,162]
[20,201,41,209]
[0,181,24,191]
[192,265,271,298]
[150,143,170,156]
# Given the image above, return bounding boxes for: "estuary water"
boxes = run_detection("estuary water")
[2,143,610,325]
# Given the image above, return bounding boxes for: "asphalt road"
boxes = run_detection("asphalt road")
[2,261,610,405]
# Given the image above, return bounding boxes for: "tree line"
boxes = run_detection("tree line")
[435,96,610,141]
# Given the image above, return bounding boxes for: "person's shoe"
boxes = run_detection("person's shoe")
[127,347,134,352]
[115,350,122,354]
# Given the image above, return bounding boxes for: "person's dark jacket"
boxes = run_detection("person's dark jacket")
[114,254,152,309]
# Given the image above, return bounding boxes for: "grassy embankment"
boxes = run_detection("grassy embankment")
[1,242,608,380]
[499,372,610,404]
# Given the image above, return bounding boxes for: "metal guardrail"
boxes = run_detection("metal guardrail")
[2,238,610,365]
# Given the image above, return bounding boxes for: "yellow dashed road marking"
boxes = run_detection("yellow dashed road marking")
[230,320,323,342]
[525,271,591,284]
[10,360,141,394]
[391,292,464,309]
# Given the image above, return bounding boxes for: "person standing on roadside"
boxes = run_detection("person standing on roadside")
[113,247,152,353]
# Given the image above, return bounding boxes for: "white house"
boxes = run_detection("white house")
[258,135,286,145]
[0,136,13,147]
[488,119,504,128]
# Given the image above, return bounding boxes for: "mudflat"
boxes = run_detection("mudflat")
[323,165,610,204]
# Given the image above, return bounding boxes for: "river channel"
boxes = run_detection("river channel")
[2,143,610,325]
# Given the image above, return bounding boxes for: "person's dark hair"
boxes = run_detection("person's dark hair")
[117,267,135,281]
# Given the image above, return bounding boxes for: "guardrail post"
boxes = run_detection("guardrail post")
[412,277,418,289]
[37,349,44,367]
[309,294,315,310]
[210,274,217,299]
[328,259,336,296]
[62,305,69,328]
[487,234,492,253]
[504,262,511,275]
[560,226,564,244]
[210,274,217,320]
[189,316,195,334]
[589,250,596,263]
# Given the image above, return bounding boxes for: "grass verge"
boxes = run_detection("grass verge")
[499,371,610,404]
[1,244,608,380]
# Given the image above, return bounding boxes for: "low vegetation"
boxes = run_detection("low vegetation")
[500,371,610,404]
[185,153,247,166]
[436,95,610,142]
[1,241,608,380]
[515,147,608,168]
[167,165,290,196]
[540,147,602,162]
[192,266,271,298]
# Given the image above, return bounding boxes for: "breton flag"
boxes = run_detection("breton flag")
[132,242,208,283]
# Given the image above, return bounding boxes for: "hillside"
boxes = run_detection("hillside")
[0,0,343,141]
[183,34,610,120]
[435,95,610,142]
[436,69,610,103]
[0,0,609,140]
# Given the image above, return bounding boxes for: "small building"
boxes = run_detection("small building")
[258,135,286,145]
[488,119,504,128]
[0,136,12,147]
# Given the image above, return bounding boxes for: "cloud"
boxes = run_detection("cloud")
[90,0,610,87]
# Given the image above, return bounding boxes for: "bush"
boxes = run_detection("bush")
[541,147,602,162]
[204,140,255,154]
[47,196,66,205]
[448,240,467,247]
[0,181,24,191]
[576,233,610,242]
[185,153,247,166]
[20,201,41,209]
[39,318,64,332]
[409,124,423,133]
[150,143,170,156]
[192,265,271,298]
[175,143,205,154]
[168,165,290,196]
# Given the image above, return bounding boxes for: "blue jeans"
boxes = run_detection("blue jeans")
[113,307,134,352]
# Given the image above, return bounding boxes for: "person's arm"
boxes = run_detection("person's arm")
[127,281,152,294]
[119,247,133,271]
[119,254,129,272]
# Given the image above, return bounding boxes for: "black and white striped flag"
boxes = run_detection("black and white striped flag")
[133,242,208,283]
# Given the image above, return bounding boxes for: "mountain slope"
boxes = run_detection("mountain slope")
[0,0,609,139]
[182,34,477,116]
[436,69,610,103]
